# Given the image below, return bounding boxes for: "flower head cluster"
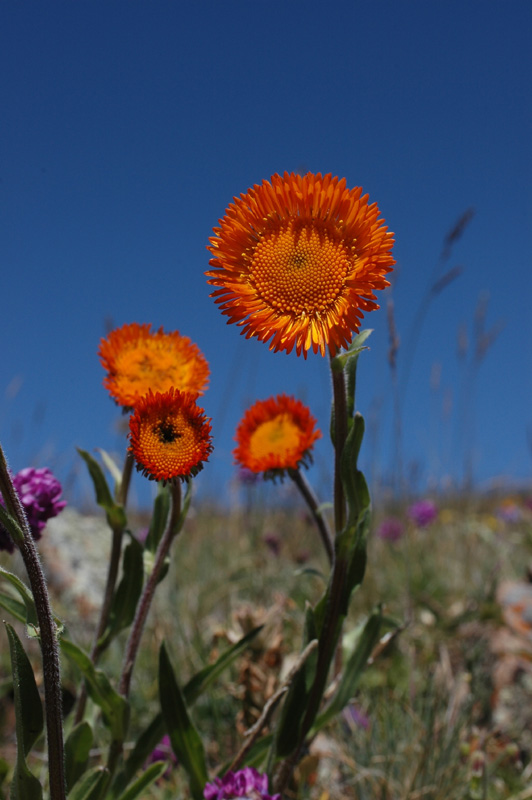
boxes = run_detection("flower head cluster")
[204,767,280,800]
[207,172,394,357]
[408,500,438,528]
[129,388,213,483]
[0,467,67,552]
[233,394,321,476]
[99,322,209,408]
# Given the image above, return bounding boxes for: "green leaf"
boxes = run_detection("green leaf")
[183,625,263,704]
[102,536,144,646]
[311,607,382,733]
[331,329,373,373]
[60,638,129,740]
[0,591,26,624]
[77,448,127,530]
[96,448,123,491]
[0,567,39,631]
[115,762,167,800]
[68,766,109,800]
[111,713,165,797]
[144,485,171,553]
[0,504,24,547]
[273,604,318,758]
[65,721,93,791]
[159,643,208,800]
[5,623,43,800]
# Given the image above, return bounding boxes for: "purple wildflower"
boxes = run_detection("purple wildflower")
[0,467,66,551]
[237,467,260,486]
[263,532,282,556]
[204,767,280,800]
[497,502,522,524]
[343,702,370,730]
[376,517,404,543]
[145,734,178,779]
[408,499,437,528]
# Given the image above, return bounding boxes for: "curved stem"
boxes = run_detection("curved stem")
[0,443,66,800]
[289,468,333,564]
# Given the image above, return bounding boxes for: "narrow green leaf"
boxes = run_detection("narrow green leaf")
[103,536,144,643]
[273,605,318,758]
[0,567,39,630]
[60,638,129,740]
[311,608,382,733]
[5,623,43,754]
[144,486,171,553]
[0,591,26,624]
[96,448,123,490]
[111,713,165,797]
[65,721,93,791]
[116,761,167,800]
[0,504,24,547]
[183,625,263,704]
[5,623,43,800]
[68,766,109,800]
[77,448,115,510]
[159,643,208,800]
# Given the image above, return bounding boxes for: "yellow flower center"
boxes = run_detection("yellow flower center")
[248,414,302,461]
[249,219,353,315]
[115,343,197,396]
[137,411,201,476]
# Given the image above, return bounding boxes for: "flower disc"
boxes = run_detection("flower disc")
[234,394,321,474]
[99,323,210,407]
[129,388,213,482]
[207,172,395,357]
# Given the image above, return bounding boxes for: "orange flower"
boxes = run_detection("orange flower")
[129,388,213,482]
[234,394,322,474]
[99,323,209,407]
[207,172,395,357]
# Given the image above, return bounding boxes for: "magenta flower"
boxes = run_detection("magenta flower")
[0,467,66,551]
[204,767,280,800]
[145,734,178,780]
[376,517,404,542]
[408,499,437,528]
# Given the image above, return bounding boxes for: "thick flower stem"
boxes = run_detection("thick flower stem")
[74,450,134,724]
[289,468,333,564]
[0,443,66,800]
[330,358,348,535]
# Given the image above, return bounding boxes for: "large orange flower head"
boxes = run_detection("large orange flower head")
[99,323,210,408]
[129,388,213,483]
[234,394,322,476]
[207,172,395,357]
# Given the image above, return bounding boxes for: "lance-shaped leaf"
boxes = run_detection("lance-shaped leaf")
[77,448,127,530]
[115,761,167,800]
[143,485,171,554]
[311,607,382,733]
[5,623,43,800]
[111,713,165,797]
[101,536,144,648]
[272,604,318,758]
[65,721,93,791]
[159,643,208,800]
[60,638,129,740]
[330,329,373,374]
[68,766,109,800]
[0,567,39,631]
[0,591,26,624]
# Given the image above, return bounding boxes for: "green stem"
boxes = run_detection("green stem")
[0,443,66,800]
[289,468,333,564]
[330,355,348,535]
[74,450,134,724]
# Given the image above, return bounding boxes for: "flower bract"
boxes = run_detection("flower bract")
[234,394,321,475]
[129,388,213,482]
[207,172,395,357]
[99,322,209,407]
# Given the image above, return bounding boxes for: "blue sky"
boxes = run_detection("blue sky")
[1,1,531,508]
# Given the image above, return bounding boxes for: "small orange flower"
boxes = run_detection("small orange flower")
[99,323,209,407]
[207,172,394,357]
[129,388,213,482]
[234,394,322,474]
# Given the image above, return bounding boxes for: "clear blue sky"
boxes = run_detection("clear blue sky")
[1,1,531,508]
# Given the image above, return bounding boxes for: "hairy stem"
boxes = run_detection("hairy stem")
[289,468,333,564]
